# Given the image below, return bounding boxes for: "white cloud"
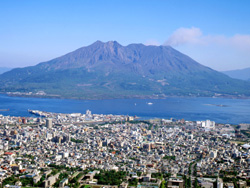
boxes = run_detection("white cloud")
[165,27,250,51]
[165,27,203,46]
[164,27,250,70]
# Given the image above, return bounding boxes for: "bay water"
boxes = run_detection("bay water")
[0,94,249,124]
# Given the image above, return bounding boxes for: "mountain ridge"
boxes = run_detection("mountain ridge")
[222,67,250,81]
[0,67,12,74]
[1,41,250,99]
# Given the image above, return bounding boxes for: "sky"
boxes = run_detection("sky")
[0,0,250,71]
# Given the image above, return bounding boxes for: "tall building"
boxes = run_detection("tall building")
[64,134,71,143]
[46,119,53,129]
[201,120,215,129]
[143,143,151,152]
[86,110,92,117]
[22,118,27,124]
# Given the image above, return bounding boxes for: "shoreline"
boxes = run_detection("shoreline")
[2,92,250,101]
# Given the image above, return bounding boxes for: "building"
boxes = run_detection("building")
[86,110,92,117]
[209,150,217,159]
[22,118,27,124]
[46,119,53,129]
[45,174,59,188]
[167,177,184,188]
[59,178,68,188]
[201,120,215,129]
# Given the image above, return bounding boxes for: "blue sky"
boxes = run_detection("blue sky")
[0,0,250,71]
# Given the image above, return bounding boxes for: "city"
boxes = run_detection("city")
[0,110,249,188]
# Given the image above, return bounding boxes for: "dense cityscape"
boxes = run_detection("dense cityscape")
[0,110,250,188]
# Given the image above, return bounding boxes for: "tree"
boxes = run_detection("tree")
[194,178,198,188]
[137,171,142,177]
[2,175,17,187]
[129,178,138,186]
[183,175,187,188]
[94,170,127,186]
[160,180,166,188]
[188,177,191,188]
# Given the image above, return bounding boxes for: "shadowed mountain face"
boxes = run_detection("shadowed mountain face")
[1,41,250,99]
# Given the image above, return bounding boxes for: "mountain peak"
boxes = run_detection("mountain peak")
[90,40,104,46]
[91,40,121,45]
[106,40,120,45]
[89,40,122,51]
[104,41,122,52]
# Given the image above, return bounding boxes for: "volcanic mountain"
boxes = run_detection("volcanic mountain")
[1,41,250,99]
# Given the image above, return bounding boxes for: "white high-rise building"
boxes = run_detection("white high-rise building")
[201,120,215,129]
[86,110,92,118]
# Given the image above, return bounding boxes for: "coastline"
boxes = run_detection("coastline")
[2,92,250,101]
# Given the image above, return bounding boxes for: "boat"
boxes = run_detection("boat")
[147,102,153,105]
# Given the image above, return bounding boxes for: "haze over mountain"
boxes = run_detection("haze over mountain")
[0,41,250,99]
[0,67,12,75]
[222,68,250,81]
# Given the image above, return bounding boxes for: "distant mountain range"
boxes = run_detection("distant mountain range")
[0,67,12,74]
[0,41,250,99]
[222,68,250,81]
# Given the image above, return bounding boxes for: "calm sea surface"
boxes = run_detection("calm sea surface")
[0,94,249,124]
